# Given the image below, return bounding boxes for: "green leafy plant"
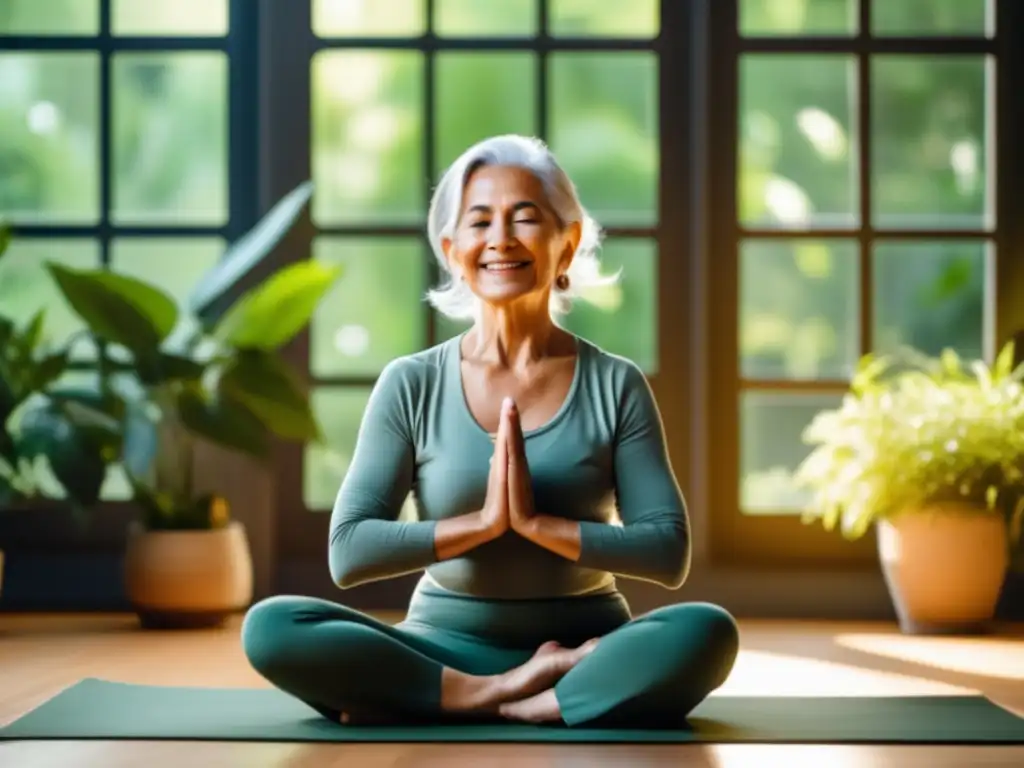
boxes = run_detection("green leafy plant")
[40,182,341,530]
[0,225,112,510]
[795,343,1024,560]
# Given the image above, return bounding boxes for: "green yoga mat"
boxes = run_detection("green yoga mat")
[3,678,1024,744]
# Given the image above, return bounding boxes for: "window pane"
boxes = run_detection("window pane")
[112,0,228,36]
[872,240,990,361]
[549,53,658,226]
[0,54,99,224]
[549,0,658,38]
[739,0,856,36]
[112,53,228,225]
[0,239,99,354]
[312,51,424,225]
[311,238,426,378]
[305,388,370,510]
[561,239,658,374]
[436,0,536,36]
[872,56,991,230]
[313,0,425,36]
[741,391,843,514]
[0,0,98,35]
[872,0,992,37]
[739,54,858,230]
[109,238,224,352]
[435,53,536,174]
[741,239,859,381]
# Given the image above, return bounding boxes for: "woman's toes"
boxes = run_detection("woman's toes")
[535,640,561,657]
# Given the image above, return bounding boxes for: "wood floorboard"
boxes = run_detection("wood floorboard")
[1,612,1023,767]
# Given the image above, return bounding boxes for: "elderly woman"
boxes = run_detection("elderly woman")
[242,135,739,728]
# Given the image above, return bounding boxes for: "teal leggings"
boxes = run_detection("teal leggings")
[241,590,739,728]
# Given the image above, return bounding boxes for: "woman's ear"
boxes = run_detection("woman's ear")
[442,236,457,276]
[559,220,582,271]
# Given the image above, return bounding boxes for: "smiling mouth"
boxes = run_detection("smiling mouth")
[481,261,531,272]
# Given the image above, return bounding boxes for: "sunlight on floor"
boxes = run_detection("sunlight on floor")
[706,743,868,768]
[715,649,973,697]
[833,633,1024,682]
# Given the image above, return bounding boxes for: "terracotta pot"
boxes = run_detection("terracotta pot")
[877,503,1008,635]
[123,520,254,629]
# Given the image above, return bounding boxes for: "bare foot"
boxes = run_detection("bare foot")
[439,638,600,716]
[497,638,600,704]
[499,688,563,724]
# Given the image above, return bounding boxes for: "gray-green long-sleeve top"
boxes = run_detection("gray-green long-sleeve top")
[328,334,691,599]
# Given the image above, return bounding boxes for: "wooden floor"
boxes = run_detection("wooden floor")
[1,613,1023,767]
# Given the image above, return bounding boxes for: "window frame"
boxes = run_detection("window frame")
[0,0,263,601]
[263,0,696,606]
[704,0,1024,569]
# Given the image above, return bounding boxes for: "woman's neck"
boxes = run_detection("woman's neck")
[464,300,570,369]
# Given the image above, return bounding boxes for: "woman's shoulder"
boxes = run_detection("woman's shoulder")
[373,337,459,398]
[575,335,649,393]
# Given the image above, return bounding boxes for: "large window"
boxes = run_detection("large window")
[707,0,1002,566]
[0,0,244,500]
[274,0,672,564]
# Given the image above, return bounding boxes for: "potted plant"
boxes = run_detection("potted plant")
[1,225,114,599]
[795,344,1024,635]
[40,182,341,628]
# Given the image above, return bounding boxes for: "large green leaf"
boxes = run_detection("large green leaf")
[17,399,109,507]
[213,260,341,350]
[46,264,179,355]
[130,352,207,386]
[0,224,10,262]
[176,385,269,459]
[17,309,45,356]
[0,316,24,421]
[29,352,70,390]
[189,181,314,325]
[0,422,16,465]
[219,350,320,441]
[121,397,159,480]
[0,368,15,426]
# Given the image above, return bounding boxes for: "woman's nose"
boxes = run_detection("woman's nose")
[487,221,515,251]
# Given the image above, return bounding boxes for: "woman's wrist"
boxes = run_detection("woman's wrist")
[434,512,501,560]
[516,513,581,561]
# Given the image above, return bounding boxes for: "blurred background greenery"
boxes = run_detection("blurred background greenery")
[0,0,992,518]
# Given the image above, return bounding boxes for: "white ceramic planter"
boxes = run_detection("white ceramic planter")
[877,503,1008,634]
[124,519,254,629]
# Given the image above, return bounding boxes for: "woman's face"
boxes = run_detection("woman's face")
[442,164,579,309]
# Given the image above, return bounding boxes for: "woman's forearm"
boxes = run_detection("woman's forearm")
[518,514,582,561]
[434,511,502,560]
[519,512,690,588]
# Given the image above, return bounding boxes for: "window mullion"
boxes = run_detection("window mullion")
[857,0,872,357]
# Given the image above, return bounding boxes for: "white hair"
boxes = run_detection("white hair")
[425,134,619,321]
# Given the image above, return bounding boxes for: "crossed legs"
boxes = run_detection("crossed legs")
[241,595,739,727]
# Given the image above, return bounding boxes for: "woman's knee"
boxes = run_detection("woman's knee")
[651,602,740,685]
[240,595,315,677]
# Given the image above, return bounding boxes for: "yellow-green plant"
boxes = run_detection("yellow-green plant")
[795,343,1024,559]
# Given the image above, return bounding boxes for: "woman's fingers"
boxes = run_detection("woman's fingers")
[503,401,520,459]
[493,397,512,477]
